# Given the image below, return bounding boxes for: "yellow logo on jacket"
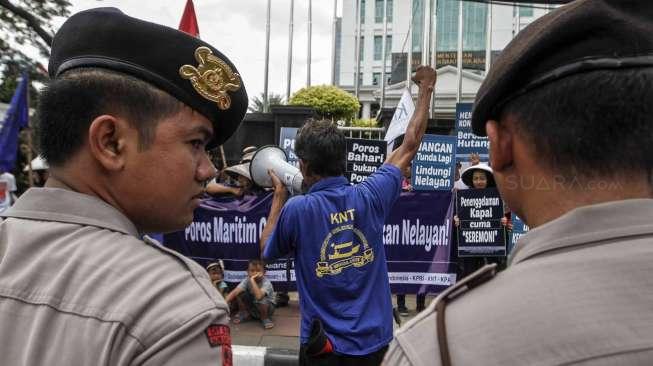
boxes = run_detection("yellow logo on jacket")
[316,209,373,277]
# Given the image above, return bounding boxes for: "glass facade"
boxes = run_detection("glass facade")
[436,0,487,52]
[518,5,534,17]
[360,0,366,24]
[411,0,423,52]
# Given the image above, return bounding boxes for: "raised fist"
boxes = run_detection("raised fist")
[412,65,436,91]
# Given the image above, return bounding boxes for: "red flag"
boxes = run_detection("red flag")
[178,0,200,37]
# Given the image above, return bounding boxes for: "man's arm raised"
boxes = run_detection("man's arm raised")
[259,170,288,259]
[385,66,437,171]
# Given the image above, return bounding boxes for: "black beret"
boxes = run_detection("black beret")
[472,0,653,136]
[49,7,248,148]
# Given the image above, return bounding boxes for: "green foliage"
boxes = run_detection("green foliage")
[0,0,73,191]
[289,85,360,121]
[0,0,72,100]
[349,118,380,128]
[248,92,284,113]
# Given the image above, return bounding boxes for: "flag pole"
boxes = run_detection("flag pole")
[25,74,33,187]
[354,0,362,99]
[456,0,463,103]
[485,2,492,75]
[406,0,413,89]
[430,0,438,117]
[330,0,338,85]
[286,0,295,102]
[380,0,388,110]
[264,0,271,112]
[307,0,312,87]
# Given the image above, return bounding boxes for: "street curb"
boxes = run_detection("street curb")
[233,345,298,366]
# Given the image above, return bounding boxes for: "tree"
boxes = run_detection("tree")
[289,85,360,121]
[248,92,284,113]
[0,0,73,97]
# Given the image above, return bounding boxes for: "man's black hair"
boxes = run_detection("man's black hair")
[503,68,653,182]
[295,119,346,177]
[36,68,183,167]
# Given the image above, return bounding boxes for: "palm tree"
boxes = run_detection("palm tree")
[248,92,284,113]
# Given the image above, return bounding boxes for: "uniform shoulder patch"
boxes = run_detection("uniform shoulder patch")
[206,324,232,366]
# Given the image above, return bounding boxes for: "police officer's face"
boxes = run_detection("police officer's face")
[119,106,216,233]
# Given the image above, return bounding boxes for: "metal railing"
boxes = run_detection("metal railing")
[337,126,385,140]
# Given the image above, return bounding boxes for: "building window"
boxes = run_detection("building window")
[372,72,381,85]
[358,71,363,86]
[374,36,382,60]
[359,36,364,60]
[375,0,383,23]
[374,0,393,23]
[518,5,534,17]
[360,0,366,24]
[436,0,487,52]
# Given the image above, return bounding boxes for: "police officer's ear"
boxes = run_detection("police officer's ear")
[87,115,130,171]
[486,119,513,172]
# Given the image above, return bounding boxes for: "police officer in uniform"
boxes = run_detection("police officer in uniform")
[384,0,653,365]
[0,8,247,366]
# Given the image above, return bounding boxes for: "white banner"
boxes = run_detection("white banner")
[388,272,457,286]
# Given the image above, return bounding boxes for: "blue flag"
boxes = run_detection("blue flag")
[0,73,29,172]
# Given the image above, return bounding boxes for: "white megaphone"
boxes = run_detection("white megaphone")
[249,146,304,195]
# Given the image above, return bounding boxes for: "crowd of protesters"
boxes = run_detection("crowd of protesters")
[1,1,652,365]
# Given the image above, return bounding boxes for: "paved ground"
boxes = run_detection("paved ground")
[230,293,435,352]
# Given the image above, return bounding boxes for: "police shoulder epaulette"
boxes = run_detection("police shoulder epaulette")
[434,264,497,366]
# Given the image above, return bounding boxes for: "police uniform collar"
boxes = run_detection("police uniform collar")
[3,186,140,238]
[510,199,653,266]
[307,176,350,194]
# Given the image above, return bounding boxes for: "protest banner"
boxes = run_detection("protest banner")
[411,134,457,191]
[509,215,529,255]
[455,103,489,162]
[384,190,456,294]
[165,191,456,294]
[279,127,299,167]
[163,193,297,292]
[456,187,506,257]
[345,138,387,184]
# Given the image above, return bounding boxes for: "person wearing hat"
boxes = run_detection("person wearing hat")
[0,7,247,365]
[453,163,510,278]
[207,261,228,297]
[206,146,259,197]
[384,0,653,364]
[23,156,50,187]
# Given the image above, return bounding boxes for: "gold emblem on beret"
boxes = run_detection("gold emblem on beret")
[179,47,241,110]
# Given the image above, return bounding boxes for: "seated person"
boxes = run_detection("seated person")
[225,259,276,329]
[206,261,228,297]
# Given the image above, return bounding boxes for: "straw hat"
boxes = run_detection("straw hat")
[461,163,495,188]
[224,163,251,181]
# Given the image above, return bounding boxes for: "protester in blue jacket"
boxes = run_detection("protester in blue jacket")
[259,66,436,365]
